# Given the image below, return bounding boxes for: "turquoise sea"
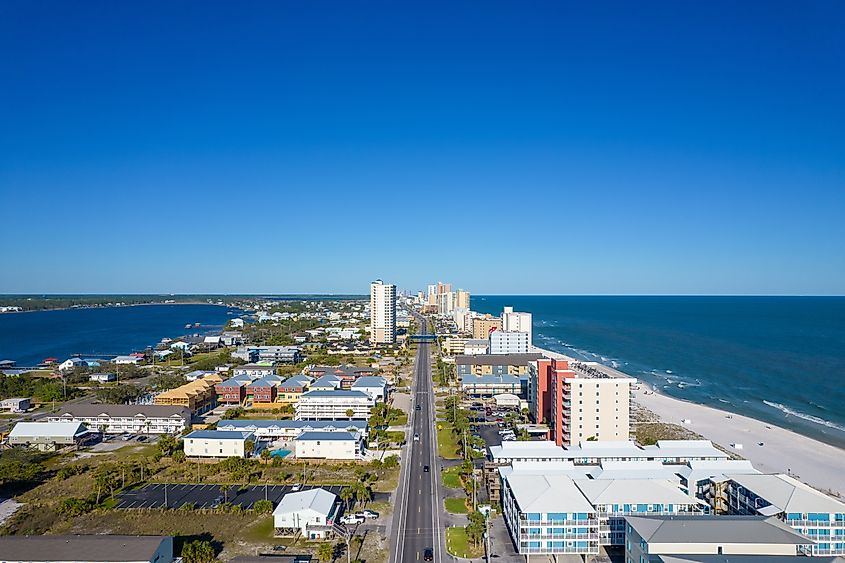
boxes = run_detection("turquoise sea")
[474,296,845,449]
[0,304,240,367]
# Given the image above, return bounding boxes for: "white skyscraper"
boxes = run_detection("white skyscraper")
[502,306,533,345]
[370,279,397,344]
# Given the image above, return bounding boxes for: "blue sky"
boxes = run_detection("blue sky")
[1,1,843,295]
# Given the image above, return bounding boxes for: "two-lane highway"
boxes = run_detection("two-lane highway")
[391,314,443,562]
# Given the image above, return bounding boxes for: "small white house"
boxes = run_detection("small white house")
[183,430,254,458]
[230,318,245,328]
[294,431,362,460]
[89,372,117,383]
[58,357,86,372]
[493,393,521,408]
[0,397,31,413]
[114,355,143,365]
[273,488,339,539]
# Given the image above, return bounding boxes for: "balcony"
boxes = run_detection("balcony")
[519,532,599,541]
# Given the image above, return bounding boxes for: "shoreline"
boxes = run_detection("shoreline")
[0,301,235,315]
[533,346,845,498]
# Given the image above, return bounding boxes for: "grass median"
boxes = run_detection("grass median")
[436,423,462,460]
[445,526,484,559]
[444,497,469,514]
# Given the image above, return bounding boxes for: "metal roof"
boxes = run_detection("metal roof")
[219,420,367,431]
[625,515,812,546]
[185,430,252,440]
[300,390,371,399]
[0,535,170,562]
[273,488,336,517]
[55,404,191,418]
[296,431,357,441]
[455,353,543,365]
[9,421,89,439]
[574,478,702,506]
[725,473,845,514]
[506,473,595,514]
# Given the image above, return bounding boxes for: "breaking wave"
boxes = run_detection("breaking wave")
[763,401,845,432]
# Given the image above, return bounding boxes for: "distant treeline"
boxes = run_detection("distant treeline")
[0,294,367,311]
[0,295,238,311]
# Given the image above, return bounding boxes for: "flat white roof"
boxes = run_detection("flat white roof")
[500,461,593,481]
[506,473,595,514]
[676,459,759,485]
[642,440,728,460]
[489,440,570,461]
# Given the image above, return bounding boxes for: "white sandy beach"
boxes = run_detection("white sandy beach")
[634,384,845,498]
[532,347,845,499]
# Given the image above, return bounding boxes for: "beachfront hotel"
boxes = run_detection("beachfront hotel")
[721,473,845,556]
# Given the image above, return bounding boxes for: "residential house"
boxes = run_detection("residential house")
[233,364,275,380]
[295,390,374,421]
[351,376,388,402]
[114,355,144,365]
[9,421,93,451]
[273,488,339,539]
[154,375,222,413]
[0,397,31,413]
[215,378,248,405]
[89,372,116,383]
[309,374,342,391]
[218,419,368,441]
[247,376,283,403]
[276,375,313,405]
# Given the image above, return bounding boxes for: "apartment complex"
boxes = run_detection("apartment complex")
[154,374,222,413]
[184,430,254,458]
[721,473,845,556]
[49,404,192,434]
[295,390,374,420]
[370,279,397,344]
[456,353,542,378]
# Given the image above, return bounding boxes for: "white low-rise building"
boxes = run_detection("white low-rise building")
[49,404,191,434]
[114,355,144,365]
[184,429,254,458]
[89,372,116,383]
[295,390,374,421]
[294,431,362,460]
[273,488,339,539]
[9,421,93,451]
[0,397,31,413]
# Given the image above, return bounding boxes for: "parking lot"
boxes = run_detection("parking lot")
[115,483,389,510]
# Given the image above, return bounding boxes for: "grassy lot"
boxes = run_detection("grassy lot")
[445,497,469,514]
[389,412,408,426]
[634,421,702,445]
[442,466,463,489]
[436,424,462,460]
[446,526,484,559]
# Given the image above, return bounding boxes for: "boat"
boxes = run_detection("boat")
[194,322,201,327]
[185,324,191,329]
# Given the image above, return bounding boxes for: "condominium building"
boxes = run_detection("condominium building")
[295,390,374,421]
[154,374,222,413]
[502,306,532,345]
[472,316,502,339]
[500,472,600,556]
[370,279,397,345]
[624,515,814,561]
[49,404,191,434]
[294,430,362,460]
[461,374,524,397]
[489,330,530,354]
[722,473,845,556]
[529,357,634,445]
[455,289,470,310]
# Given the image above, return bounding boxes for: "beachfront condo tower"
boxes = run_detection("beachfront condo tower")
[369,279,397,345]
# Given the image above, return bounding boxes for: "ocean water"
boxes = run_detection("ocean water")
[474,296,845,449]
[0,304,241,366]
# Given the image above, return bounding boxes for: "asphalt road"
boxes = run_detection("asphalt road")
[391,314,443,563]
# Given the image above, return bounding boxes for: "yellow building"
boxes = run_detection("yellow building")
[154,374,223,413]
[472,316,501,339]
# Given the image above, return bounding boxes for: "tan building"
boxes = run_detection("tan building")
[441,338,469,356]
[472,316,501,339]
[455,289,470,310]
[154,374,222,413]
[369,279,396,345]
[551,373,633,445]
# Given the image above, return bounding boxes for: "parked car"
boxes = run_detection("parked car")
[290,484,301,492]
[341,514,364,525]
[361,509,380,519]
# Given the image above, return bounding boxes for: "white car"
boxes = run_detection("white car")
[413,433,420,441]
[360,509,380,519]
[290,484,301,492]
[341,514,364,525]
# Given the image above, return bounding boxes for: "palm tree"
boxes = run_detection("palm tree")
[317,542,333,563]
[339,486,354,509]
